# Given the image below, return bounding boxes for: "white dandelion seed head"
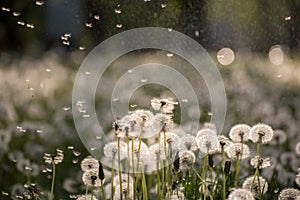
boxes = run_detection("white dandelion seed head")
[228,188,254,200]
[250,156,271,169]
[218,135,233,150]
[242,176,268,197]
[82,170,101,187]
[114,173,133,186]
[150,97,178,114]
[250,123,274,144]
[198,178,217,196]
[178,135,198,151]
[196,128,217,139]
[148,143,166,160]
[159,131,180,152]
[226,143,250,160]
[178,150,196,171]
[152,113,174,133]
[103,141,127,160]
[270,129,287,145]
[278,188,300,200]
[128,140,148,161]
[80,156,99,172]
[229,124,251,142]
[197,134,220,155]
[129,109,154,128]
[114,183,134,200]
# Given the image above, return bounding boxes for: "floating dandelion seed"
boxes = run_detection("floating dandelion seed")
[228,188,254,200]
[103,141,127,160]
[178,150,196,171]
[151,97,178,113]
[285,16,291,21]
[250,123,274,144]
[13,12,20,16]
[82,170,101,187]
[94,15,100,20]
[278,188,300,200]
[85,22,93,28]
[116,24,123,28]
[79,46,86,51]
[35,1,45,6]
[250,156,271,169]
[81,156,99,172]
[242,176,268,197]
[229,124,251,142]
[2,7,10,12]
[178,135,198,151]
[161,3,167,8]
[226,143,250,160]
[114,8,122,14]
[270,129,287,145]
[17,21,25,26]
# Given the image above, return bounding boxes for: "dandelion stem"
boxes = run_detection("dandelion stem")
[222,149,227,200]
[111,155,115,200]
[50,162,55,200]
[100,181,106,200]
[91,184,94,200]
[85,185,88,199]
[117,137,123,200]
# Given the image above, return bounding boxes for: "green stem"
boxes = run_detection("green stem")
[156,157,161,200]
[111,155,115,200]
[85,185,89,199]
[118,138,123,200]
[100,181,106,200]
[222,149,227,200]
[50,163,55,200]
[91,184,94,200]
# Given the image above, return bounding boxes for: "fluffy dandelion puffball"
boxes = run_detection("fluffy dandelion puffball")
[103,141,127,160]
[278,188,300,200]
[226,143,250,160]
[82,170,101,187]
[150,97,177,114]
[178,135,198,151]
[250,123,274,144]
[80,156,99,172]
[229,124,251,142]
[197,134,220,154]
[114,183,134,200]
[178,150,196,171]
[242,175,268,197]
[250,156,271,169]
[228,188,254,200]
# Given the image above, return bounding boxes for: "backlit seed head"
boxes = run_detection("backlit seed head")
[226,143,250,160]
[250,156,271,169]
[80,156,99,172]
[114,183,134,200]
[82,170,101,187]
[228,188,254,200]
[178,135,198,151]
[178,150,195,171]
[278,188,300,200]
[242,176,268,197]
[150,97,178,114]
[77,194,98,200]
[229,124,251,142]
[103,141,127,160]
[250,123,274,144]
